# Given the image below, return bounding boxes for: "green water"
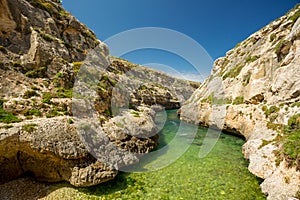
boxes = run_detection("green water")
[75,110,266,199]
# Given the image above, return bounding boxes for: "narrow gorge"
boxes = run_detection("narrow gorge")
[0,0,299,200]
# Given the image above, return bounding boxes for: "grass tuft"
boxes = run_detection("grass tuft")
[222,63,244,80]
[0,99,22,123]
[22,123,37,133]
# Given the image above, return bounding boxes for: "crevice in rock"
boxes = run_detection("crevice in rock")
[16,151,24,174]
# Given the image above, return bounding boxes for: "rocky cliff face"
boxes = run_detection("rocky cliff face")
[0,0,196,187]
[181,4,300,200]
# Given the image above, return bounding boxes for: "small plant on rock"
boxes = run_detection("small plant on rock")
[232,96,244,105]
[22,123,37,133]
[0,99,21,123]
[24,90,39,99]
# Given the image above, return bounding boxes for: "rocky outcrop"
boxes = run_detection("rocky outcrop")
[103,106,158,152]
[109,57,198,110]
[0,0,196,187]
[0,117,117,187]
[0,0,99,88]
[180,4,300,200]
[0,106,159,186]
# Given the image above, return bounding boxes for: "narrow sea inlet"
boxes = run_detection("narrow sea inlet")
[61,109,266,199]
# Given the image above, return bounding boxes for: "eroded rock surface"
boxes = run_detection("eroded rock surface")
[181,5,300,200]
[0,0,196,187]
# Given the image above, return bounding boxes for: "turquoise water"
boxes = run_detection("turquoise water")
[72,110,266,199]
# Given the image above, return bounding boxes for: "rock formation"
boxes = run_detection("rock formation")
[180,4,300,200]
[0,0,196,187]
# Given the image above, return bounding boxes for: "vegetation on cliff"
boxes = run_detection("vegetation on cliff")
[281,114,300,169]
[180,3,300,199]
[0,0,198,188]
[0,99,21,123]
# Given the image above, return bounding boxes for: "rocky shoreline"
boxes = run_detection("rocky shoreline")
[0,0,196,187]
[180,5,300,199]
[0,0,299,199]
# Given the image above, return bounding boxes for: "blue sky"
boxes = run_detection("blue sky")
[62,1,299,81]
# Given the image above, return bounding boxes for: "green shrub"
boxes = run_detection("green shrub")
[68,118,74,124]
[46,109,60,118]
[82,30,95,39]
[211,97,232,105]
[291,102,300,107]
[274,39,286,55]
[56,72,63,78]
[221,58,230,70]
[31,86,40,91]
[55,88,73,98]
[262,105,267,112]
[275,114,300,167]
[269,113,279,122]
[40,31,55,42]
[139,85,148,91]
[201,94,213,103]
[270,33,276,42]
[269,106,280,113]
[245,55,259,63]
[131,111,140,117]
[22,123,37,133]
[24,90,39,99]
[258,139,272,149]
[232,96,244,105]
[0,109,22,123]
[98,75,117,92]
[105,109,113,117]
[59,9,70,17]
[207,94,213,103]
[116,122,125,128]
[29,0,55,15]
[0,124,13,129]
[287,113,300,129]
[98,81,107,92]
[73,62,83,73]
[201,93,231,105]
[25,67,47,78]
[267,122,284,132]
[41,2,54,13]
[223,63,244,80]
[42,92,53,104]
[0,99,22,123]
[103,75,116,87]
[42,88,73,104]
[289,8,300,24]
[26,116,33,120]
[283,127,300,160]
[24,109,42,117]
[264,105,280,117]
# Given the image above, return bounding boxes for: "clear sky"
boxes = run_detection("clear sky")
[62,1,299,81]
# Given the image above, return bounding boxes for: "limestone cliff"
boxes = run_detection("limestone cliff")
[0,0,196,187]
[180,4,300,200]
